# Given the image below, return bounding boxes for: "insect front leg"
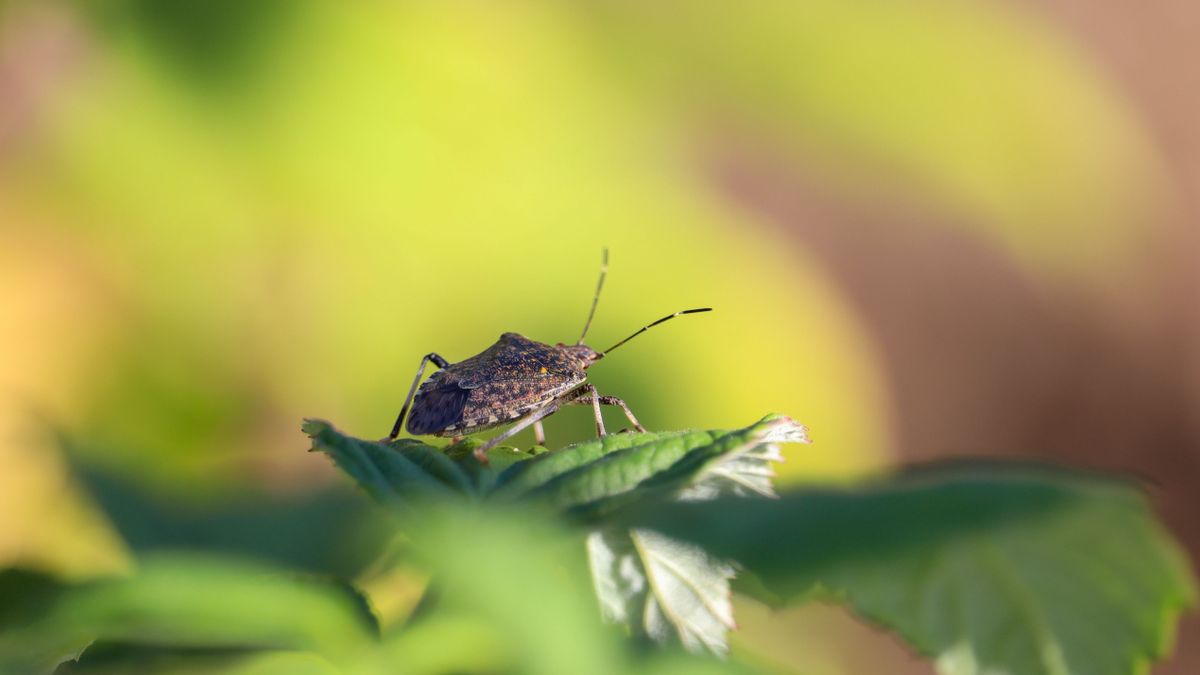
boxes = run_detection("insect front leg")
[578,383,605,437]
[533,421,546,446]
[386,352,451,441]
[569,393,647,433]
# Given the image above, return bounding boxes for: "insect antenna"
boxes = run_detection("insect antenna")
[597,307,712,358]
[577,248,609,345]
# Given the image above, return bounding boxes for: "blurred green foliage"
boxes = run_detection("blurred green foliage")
[638,464,1197,675]
[2,419,1191,675]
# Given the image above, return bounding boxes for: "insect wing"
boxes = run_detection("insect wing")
[406,381,470,435]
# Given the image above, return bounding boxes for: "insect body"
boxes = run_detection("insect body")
[387,250,710,462]
[405,333,594,437]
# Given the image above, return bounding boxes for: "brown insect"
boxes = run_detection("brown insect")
[386,250,710,462]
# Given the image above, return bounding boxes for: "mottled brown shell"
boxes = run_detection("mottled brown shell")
[406,333,591,436]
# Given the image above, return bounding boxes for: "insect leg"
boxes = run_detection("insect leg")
[386,353,451,440]
[596,395,646,432]
[472,385,589,462]
[580,384,606,437]
[569,394,647,433]
[533,421,546,446]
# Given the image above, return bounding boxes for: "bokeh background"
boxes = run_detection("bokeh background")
[1,1,1196,672]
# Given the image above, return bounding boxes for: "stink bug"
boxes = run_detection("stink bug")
[386,250,711,462]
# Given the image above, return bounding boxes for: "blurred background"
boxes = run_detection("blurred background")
[0,1,1196,672]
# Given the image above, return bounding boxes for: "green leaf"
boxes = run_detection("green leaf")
[65,455,387,577]
[373,613,516,675]
[491,429,704,497]
[524,415,806,513]
[304,415,807,513]
[52,643,328,675]
[442,436,538,490]
[302,414,805,661]
[0,569,64,633]
[582,415,802,654]
[0,554,378,674]
[405,503,624,675]
[577,414,805,521]
[0,570,85,675]
[306,419,537,500]
[630,462,1197,675]
[303,419,454,508]
[214,651,344,675]
[383,438,475,495]
[588,528,735,654]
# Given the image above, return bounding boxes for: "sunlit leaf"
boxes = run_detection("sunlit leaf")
[526,415,805,513]
[492,429,704,498]
[306,419,535,501]
[582,416,802,654]
[588,528,735,654]
[310,414,804,657]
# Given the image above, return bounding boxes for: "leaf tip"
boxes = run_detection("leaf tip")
[301,418,331,438]
[761,414,810,445]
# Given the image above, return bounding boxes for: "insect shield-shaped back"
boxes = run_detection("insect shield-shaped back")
[406,333,588,437]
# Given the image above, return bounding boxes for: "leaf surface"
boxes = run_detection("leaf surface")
[529,415,805,513]
[0,554,377,675]
[492,429,704,498]
[630,463,1197,675]
[588,528,735,655]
